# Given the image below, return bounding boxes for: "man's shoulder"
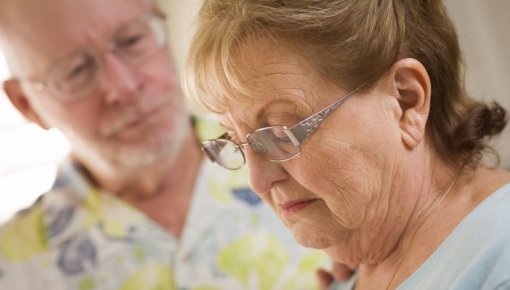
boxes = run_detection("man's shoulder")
[0,176,85,264]
[0,198,49,263]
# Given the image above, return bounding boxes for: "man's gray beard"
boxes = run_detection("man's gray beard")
[105,133,182,169]
[72,114,190,178]
[100,118,189,172]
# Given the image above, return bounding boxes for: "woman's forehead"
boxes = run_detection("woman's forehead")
[230,41,317,98]
[218,87,314,136]
[213,38,332,129]
[234,38,308,78]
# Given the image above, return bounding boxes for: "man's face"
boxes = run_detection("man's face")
[3,0,189,171]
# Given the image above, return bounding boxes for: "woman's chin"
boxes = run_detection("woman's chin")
[288,224,335,249]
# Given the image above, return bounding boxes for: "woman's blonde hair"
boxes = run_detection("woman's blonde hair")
[185,0,507,169]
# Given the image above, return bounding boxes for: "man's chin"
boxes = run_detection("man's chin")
[98,136,178,170]
[113,144,176,168]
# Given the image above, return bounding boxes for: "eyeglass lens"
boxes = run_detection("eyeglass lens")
[202,139,246,170]
[47,14,166,101]
[247,126,300,161]
[204,126,302,169]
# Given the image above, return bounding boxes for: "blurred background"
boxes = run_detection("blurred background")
[0,0,509,224]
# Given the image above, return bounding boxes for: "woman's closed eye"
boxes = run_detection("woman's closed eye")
[271,131,292,143]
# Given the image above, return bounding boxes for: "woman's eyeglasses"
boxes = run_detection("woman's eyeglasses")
[202,86,361,170]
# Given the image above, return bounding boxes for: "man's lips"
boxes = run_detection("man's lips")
[101,95,173,137]
[107,105,165,137]
[123,106,162,130]
[278,198,319,217]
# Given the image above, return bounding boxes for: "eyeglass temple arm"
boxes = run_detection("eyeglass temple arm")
[288,88,360,143]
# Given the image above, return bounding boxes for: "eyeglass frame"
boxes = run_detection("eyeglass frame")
[21,10,168,102]
[202,85,363,170]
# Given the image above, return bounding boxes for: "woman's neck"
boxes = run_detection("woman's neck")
[355,165,510,289]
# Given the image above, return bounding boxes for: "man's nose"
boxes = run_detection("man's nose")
[101,53,143,104]
[245,148,288,197]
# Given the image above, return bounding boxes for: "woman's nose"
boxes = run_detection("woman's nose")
[245,149,288,196]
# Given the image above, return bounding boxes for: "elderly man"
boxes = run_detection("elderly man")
[0,0,329,289]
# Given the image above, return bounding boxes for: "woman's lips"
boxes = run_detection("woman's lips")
[278,198,318,217]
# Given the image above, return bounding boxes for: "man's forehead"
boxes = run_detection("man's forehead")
[1,0,152,28]
[0,0,156,77]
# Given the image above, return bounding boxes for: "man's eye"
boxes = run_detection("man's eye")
[117,33,145,49]
[116,21,152,52]
[63,58,95,81]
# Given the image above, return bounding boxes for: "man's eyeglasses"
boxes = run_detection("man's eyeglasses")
[202,87,362,170]
[26,12,168,102]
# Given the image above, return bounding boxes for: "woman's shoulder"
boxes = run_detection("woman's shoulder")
[461,180,510,242]
[399,181,510,290]
[472,181,510,225]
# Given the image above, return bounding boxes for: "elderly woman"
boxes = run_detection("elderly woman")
[185,0,510,289]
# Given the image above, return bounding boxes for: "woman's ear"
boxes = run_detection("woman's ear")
[3,79,50,129]
[390,58,431,149]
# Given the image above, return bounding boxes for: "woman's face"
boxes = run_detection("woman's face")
[219,39,413,263]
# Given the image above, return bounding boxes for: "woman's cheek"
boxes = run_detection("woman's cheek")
[297,144,375,228]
